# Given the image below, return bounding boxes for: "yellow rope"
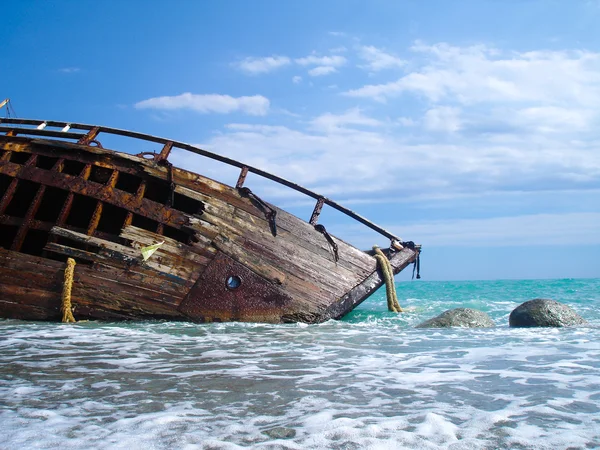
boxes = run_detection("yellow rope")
[61,258,77,323]
[373,246,402,313]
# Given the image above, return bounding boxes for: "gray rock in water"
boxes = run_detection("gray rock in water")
[263,427,296,439]
[509,299,587,327]
[416,308,495,328]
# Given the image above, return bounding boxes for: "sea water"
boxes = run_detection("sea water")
[1,279,599,449]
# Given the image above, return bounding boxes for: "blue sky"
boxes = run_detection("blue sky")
[2,1,599,280]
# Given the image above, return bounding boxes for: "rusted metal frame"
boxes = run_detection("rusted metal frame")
[157,141,173,162]
[0,180,17,216]
[0,150,10,161]
[11,184,46,251]
[236,166,249,189]
[77,127,100,145]
[0,161,189,229]
[0,153,37,216]
[123,181,147,227]
[0,118,401,241]
[0,126,84,140]
[6,154,47,251]
[87,170,119,236]
[309,197,325,226]
[0,215,53,232]
[57,164,92,228]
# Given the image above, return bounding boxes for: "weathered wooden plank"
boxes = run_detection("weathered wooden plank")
[211,235,286,285]
[0,247,65,272]
[176,183,375,276]
[48,227,202,281]
[0,265,62,292]
[0,284,61,315]
[120,225,213,265]
[205,210,364,296]
[73,269,185,317]
[206,233,336,313]
[89,262,189,303]
[0,298,59,321]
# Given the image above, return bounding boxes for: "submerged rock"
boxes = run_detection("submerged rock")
[416,308,495,328]
[509,299,587,327]
[263,427,296,439]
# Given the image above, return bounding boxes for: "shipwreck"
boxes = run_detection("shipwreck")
[0,117,420,323]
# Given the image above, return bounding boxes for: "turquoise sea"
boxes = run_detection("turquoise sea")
[1,278,599,449]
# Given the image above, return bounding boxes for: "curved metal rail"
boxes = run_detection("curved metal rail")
[0,117,404,243]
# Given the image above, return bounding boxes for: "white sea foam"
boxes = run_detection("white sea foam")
[2,279,600,449]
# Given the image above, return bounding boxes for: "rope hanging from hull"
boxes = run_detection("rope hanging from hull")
[61,258,77,323]
[373,246,402,313]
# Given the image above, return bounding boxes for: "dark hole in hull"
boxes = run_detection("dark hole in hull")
[65,194,97,228]
[35,155,59,170]
[132,214,159,233]
[163,225,190,244]
[90,165,113,184]
[173,193,204,215]
[5,180,39,217]
[0,174,12,195]
[144,179,170,204]
[35,187,69,223]
[9,151,31,165]
[0,224,18,249]
[115,172,142,194]
[62,159,86,176]
[97,204,128,235]
[20,229,48,256]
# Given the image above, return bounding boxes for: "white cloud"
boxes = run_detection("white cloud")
[345,42,600,105]
[513,106,594,132]
[134,93,270,116]
[296,55,347,67]
[292,75,302,84]
[330,46,347,53]
[398,117,417,126]
[58,67,80,73]
[358,45,406,71]
[151,42,600,251]
[311,108,382,132]
[235,55,291,75]
[308,66,337,76]
[423,106,461,132]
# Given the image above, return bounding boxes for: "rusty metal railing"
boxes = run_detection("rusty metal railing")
[0,117,403,243]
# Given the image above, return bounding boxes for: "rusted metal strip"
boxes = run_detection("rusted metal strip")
[56,164,91,228]
[77,127,100,145]
[0,179,19,216]
[0,161,190,229]
[88,169,120,235]
[309,197,325,225]
[123,180,147,227]
[11,185,47,251]
[236,166,249,189]
[87,202,104,236]
[0,153,37,215]
[157,141,173,162]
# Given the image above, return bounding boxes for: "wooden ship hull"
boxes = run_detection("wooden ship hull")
[0,118,420,324]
